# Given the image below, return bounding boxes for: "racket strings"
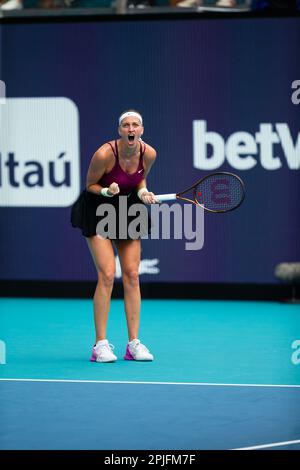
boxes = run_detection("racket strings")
[195,174,244,212]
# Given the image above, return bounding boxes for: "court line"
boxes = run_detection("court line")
[0,378,300,388]
[232,439,300,450]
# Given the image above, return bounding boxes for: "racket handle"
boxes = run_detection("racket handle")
[155,193,177,203]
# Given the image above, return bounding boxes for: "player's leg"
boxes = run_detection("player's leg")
[86,236,117,362]
[116,238,141,341]
[116,239,153,361]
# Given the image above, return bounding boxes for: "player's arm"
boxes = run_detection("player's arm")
[86,145,119,196]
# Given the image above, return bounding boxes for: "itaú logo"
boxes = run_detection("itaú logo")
[193,120,300,170]
[0,98,80,207]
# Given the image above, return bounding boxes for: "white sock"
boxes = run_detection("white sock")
[96,339,108,346]
[129,338,139,344]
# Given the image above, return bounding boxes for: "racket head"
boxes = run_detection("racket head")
[194,172,245,212]
[177,172,245,213]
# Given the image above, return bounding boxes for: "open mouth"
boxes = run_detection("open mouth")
[128,135,135,143]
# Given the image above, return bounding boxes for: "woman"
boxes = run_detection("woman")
[71,110,157,363]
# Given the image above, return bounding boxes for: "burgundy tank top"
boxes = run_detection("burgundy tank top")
[99,140,146,195]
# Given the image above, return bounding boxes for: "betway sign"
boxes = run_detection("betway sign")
[193,120,300,170]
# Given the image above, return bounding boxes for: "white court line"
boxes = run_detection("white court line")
[232,439,300,450]
[0,378,300,388]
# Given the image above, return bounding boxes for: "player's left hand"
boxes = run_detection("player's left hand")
[141,191,157,204]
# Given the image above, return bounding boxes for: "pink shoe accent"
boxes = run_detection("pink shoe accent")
[124,344,134,361]
[90,348,97,362]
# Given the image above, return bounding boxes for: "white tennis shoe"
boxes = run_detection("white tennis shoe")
[124,339,154,361]
[90,339,117,363]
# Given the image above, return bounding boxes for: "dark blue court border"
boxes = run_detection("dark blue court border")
[0,381,300,450]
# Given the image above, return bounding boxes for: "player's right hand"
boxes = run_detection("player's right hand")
[107,182,120,196]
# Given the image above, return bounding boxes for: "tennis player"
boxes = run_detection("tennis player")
[71,110,157,362]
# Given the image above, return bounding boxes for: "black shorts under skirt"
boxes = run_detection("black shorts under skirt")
[71,190,151,239]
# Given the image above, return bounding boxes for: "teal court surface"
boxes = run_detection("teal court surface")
[0,298,300,450]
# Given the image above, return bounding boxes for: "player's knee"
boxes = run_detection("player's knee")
[99,269,115,287]
[123,269,139,287]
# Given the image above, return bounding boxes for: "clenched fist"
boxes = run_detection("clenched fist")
[107,182,120,196]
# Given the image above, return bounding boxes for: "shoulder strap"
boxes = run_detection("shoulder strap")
[140,141,146,159]
[107,142,117,159]
[115,140,119,160]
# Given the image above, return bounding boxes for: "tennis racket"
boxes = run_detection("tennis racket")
[155,172,245,213]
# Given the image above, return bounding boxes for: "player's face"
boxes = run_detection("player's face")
[119,117,144,148]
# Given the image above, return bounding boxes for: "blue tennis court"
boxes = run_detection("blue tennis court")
[1,298,299,450]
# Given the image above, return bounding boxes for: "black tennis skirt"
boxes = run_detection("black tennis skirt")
[71,190,151,239]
